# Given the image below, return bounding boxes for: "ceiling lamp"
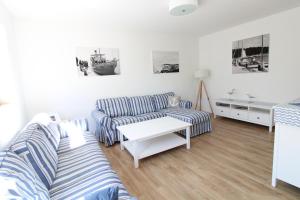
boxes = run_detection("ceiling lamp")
[169,0,198,16]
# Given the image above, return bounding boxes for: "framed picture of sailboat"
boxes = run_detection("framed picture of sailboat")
[75,47,120,76]
[232,34,269,74]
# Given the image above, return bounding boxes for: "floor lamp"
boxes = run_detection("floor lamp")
[194,69,214,115]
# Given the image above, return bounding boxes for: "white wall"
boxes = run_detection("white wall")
[198,7,300,112]
[15,21,199,123]
[0,2,26,149]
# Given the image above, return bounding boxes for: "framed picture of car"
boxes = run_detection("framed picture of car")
[232,34,269,74]
[152,50,179,74]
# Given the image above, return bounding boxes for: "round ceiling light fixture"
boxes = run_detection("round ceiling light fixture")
[169,0,198,16]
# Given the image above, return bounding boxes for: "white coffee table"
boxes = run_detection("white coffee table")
[117,116,192,168]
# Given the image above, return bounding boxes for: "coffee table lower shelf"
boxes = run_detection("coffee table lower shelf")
[122,133,188,168]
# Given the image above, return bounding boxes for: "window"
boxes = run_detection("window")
[0,24,15,103]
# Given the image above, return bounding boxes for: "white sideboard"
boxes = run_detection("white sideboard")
[214,98,277,132]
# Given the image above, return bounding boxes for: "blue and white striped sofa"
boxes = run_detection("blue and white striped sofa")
[92,92,212,146]
[0,114,134,200]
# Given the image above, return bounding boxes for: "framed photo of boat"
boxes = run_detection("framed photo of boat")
[75,47,120,76]
[232,34,269,74]
[152,50,179,74]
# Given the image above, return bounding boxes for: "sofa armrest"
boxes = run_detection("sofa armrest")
[91,109,115,146]
[92,109,108,121]
[179,100,193,109]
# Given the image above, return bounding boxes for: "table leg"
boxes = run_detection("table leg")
[133,142,139,168]
[120,132,124,150]
[186,127,191,149]
[134,156,139,168]
[269,126,273,133]
[269,109,274,133]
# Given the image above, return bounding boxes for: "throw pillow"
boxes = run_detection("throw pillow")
[96,97,130,117]
[168,96,181,108]
[0,151,50,200]
[84,186,119,200]
[10,123,58,189]
[152,92,175,110]
[128,95,156,116]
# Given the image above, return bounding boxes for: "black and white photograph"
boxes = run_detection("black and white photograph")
[232,34,269,74]
[75,47,120,76]
[152,51,179,74]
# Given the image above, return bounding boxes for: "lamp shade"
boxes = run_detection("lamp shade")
[194,69,209,79]
[169,0,198,16]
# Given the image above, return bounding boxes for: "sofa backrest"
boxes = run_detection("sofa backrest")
[96,97,130,117]
[152,92,175,111]
[0,150,50,199]
[96,93,176,117]
[128,95,156,116]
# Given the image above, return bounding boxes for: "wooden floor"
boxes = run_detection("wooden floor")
[101,118,300,200]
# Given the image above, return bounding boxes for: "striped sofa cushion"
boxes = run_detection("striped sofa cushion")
[30,113,62,143]
[48,122,62,146]
[112,116,140,127]
[97,97,130,117]
[10,123,58,189]
[0,151,49,200]
[179,100,193,109]
[159,107,211,124]
[70,118,89,131]
[50,136,131,200]
[57,132,98,155]
[152,92,175,111]
[128,95,156,116]
[35,123,60,150]
[158,108,212,137]
[58,118,89,139]
[135,112,166,121]
[112,112,165,128]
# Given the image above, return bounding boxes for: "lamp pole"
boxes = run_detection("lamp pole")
[194,69,214,115]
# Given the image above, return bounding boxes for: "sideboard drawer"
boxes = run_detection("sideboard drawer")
[249,112,270,125]
[231,109,248,121]
[215,107,230,117]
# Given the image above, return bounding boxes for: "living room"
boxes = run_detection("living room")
[0,0,300,199]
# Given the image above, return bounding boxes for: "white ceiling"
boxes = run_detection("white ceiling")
[2,0,300,36]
